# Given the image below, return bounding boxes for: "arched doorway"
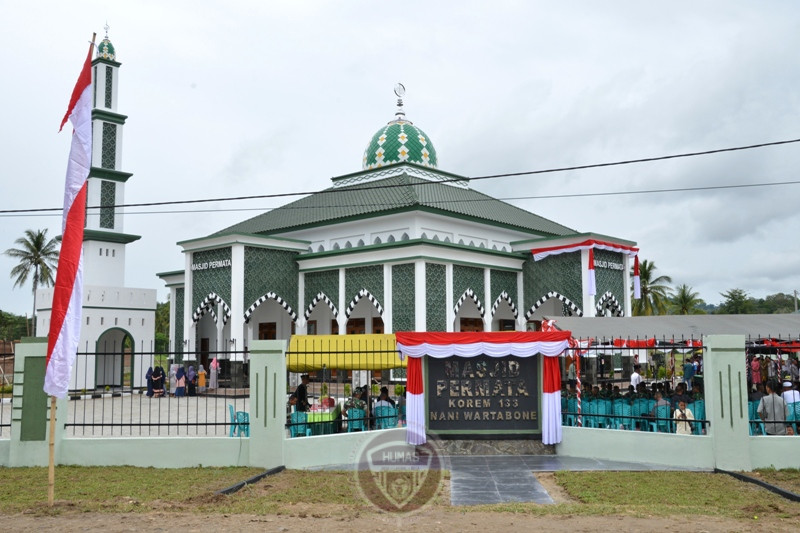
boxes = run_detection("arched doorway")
[95,327,134,390]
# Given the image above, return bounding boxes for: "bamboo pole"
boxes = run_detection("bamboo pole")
[48,395,56,506]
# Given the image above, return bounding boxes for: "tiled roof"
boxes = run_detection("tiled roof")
[212,172,576,238]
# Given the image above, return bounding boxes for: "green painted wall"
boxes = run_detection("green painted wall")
[392,263,415,332]
[426,263,446,331]
[192,247,232,311]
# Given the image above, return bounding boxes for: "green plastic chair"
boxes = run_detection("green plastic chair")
[612,401,633,430]
[689,400,705,435]
[347,408,366,432]
[748,401,766,436]
[289,411,312,437]
[374,406,398,429]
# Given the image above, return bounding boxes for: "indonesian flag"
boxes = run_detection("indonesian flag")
[587,248,596,296]
[633,255,641,299]
[44,41,93,398]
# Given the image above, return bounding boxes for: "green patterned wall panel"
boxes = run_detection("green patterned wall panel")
[345,265,384,305]
[100,180,115,229]
[101,123,116,169]
[192,248,232,312]
[594,250,625,302]
[452,265,484,307]
[490,269,517,302]
[523,253,582,313]
[304,270,340,310]
[426,263,446,332]
[243,247,299,313]
[175,287,184,358]
[392,263,415,332]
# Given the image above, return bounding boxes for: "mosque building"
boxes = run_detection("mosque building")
[158,84,639,384]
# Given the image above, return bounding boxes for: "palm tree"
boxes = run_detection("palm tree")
[632,259,672,316]
[670,284,706,315]
[4,229,60,336]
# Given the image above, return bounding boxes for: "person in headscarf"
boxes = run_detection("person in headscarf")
[145,367,154,397]
[151,366,165,397]
[209,358,220,390]
[175,367,186,397]
[187,365,197,396]
[197,364,207,393]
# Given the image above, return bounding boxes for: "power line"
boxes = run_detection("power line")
[2,137,799,216]
[3,178,798,219]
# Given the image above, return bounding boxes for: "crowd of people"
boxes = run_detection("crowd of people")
[144,359,219,397]
[747,354,800,435]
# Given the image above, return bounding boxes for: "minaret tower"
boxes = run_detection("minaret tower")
[83,25,140,286]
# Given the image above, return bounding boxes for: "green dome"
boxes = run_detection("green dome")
[97,37,115,61]
[362,119,438,170]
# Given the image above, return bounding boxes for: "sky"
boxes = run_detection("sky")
[2,1,800,319]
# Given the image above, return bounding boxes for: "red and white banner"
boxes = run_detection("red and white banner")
[44,41,93,398]
[531,238,638,262]
[396,331,571,445]
[633,255,641,299]
[587,248,596,296]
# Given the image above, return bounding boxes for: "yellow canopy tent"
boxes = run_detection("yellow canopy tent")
[286,334,405,373]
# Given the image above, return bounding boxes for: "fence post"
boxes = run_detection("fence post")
[248,339,288,469]
[703,334,751,471]
[7,338,67,467]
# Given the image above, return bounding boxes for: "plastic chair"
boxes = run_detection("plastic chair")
[289,411,312,437]
[374,406,398,429]
[583,400,599,428]
[748,401,766,436]
[594,399,612,429]
[565,397,578,427]
[648,404,672,433]
[612,401,633,430]
[228,405,240,437]
[689,400,705,435]
[788,402,800,434]
[631,398,650,430]
[236,410,250,437]
[347,408,366,432]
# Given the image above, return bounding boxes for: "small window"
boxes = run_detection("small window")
[99,249,103,256]
[374,236,382,245]
[100,317,104,325]
[128,318,132,326]
[86,317,90,325]
[114,317,118,326]
[141,318,145,326]
[307,320,317,335]
[387,235,396,243]
[112,249,115,257]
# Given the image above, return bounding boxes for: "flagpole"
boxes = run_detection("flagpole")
[48,395,57,506]
[48,32,96,507]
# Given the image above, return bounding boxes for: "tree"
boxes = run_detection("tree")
[631,259,673,316]
[155,299,170,354]
[669,284,706,315]
[3,229,60,336]
[717,288,753,314]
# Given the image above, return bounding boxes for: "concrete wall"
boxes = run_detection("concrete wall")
[2,334,798,472]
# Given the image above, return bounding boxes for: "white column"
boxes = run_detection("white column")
[516,271,525,330]
[415,260,426,332]
[183,252,194,355]
[483,267,491,331]
[298,271,306,333]
[623,254,633,317]
[445,264,454,332]
[229,244,245,361]
[338,268,346,334]
[383,264,392,333]
[581,249,596,317]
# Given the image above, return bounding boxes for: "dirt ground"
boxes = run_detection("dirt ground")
[0,508,787,532]
[0,474,792,532]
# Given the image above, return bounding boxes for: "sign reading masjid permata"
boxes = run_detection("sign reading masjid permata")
[426,355,540,436]
[191,259,232,271]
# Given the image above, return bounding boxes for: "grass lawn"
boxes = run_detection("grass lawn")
[0,467,798,520]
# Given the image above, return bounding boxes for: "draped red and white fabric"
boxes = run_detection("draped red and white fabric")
[395,331,571,446]
[44,42,93,398]
[587,248,596,296]
[633,255,641,299]
[531,238,639,262]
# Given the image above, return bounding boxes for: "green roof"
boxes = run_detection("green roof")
[212,171,576,238]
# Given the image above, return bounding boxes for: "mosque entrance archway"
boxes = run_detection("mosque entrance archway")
[95,327,134,390]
